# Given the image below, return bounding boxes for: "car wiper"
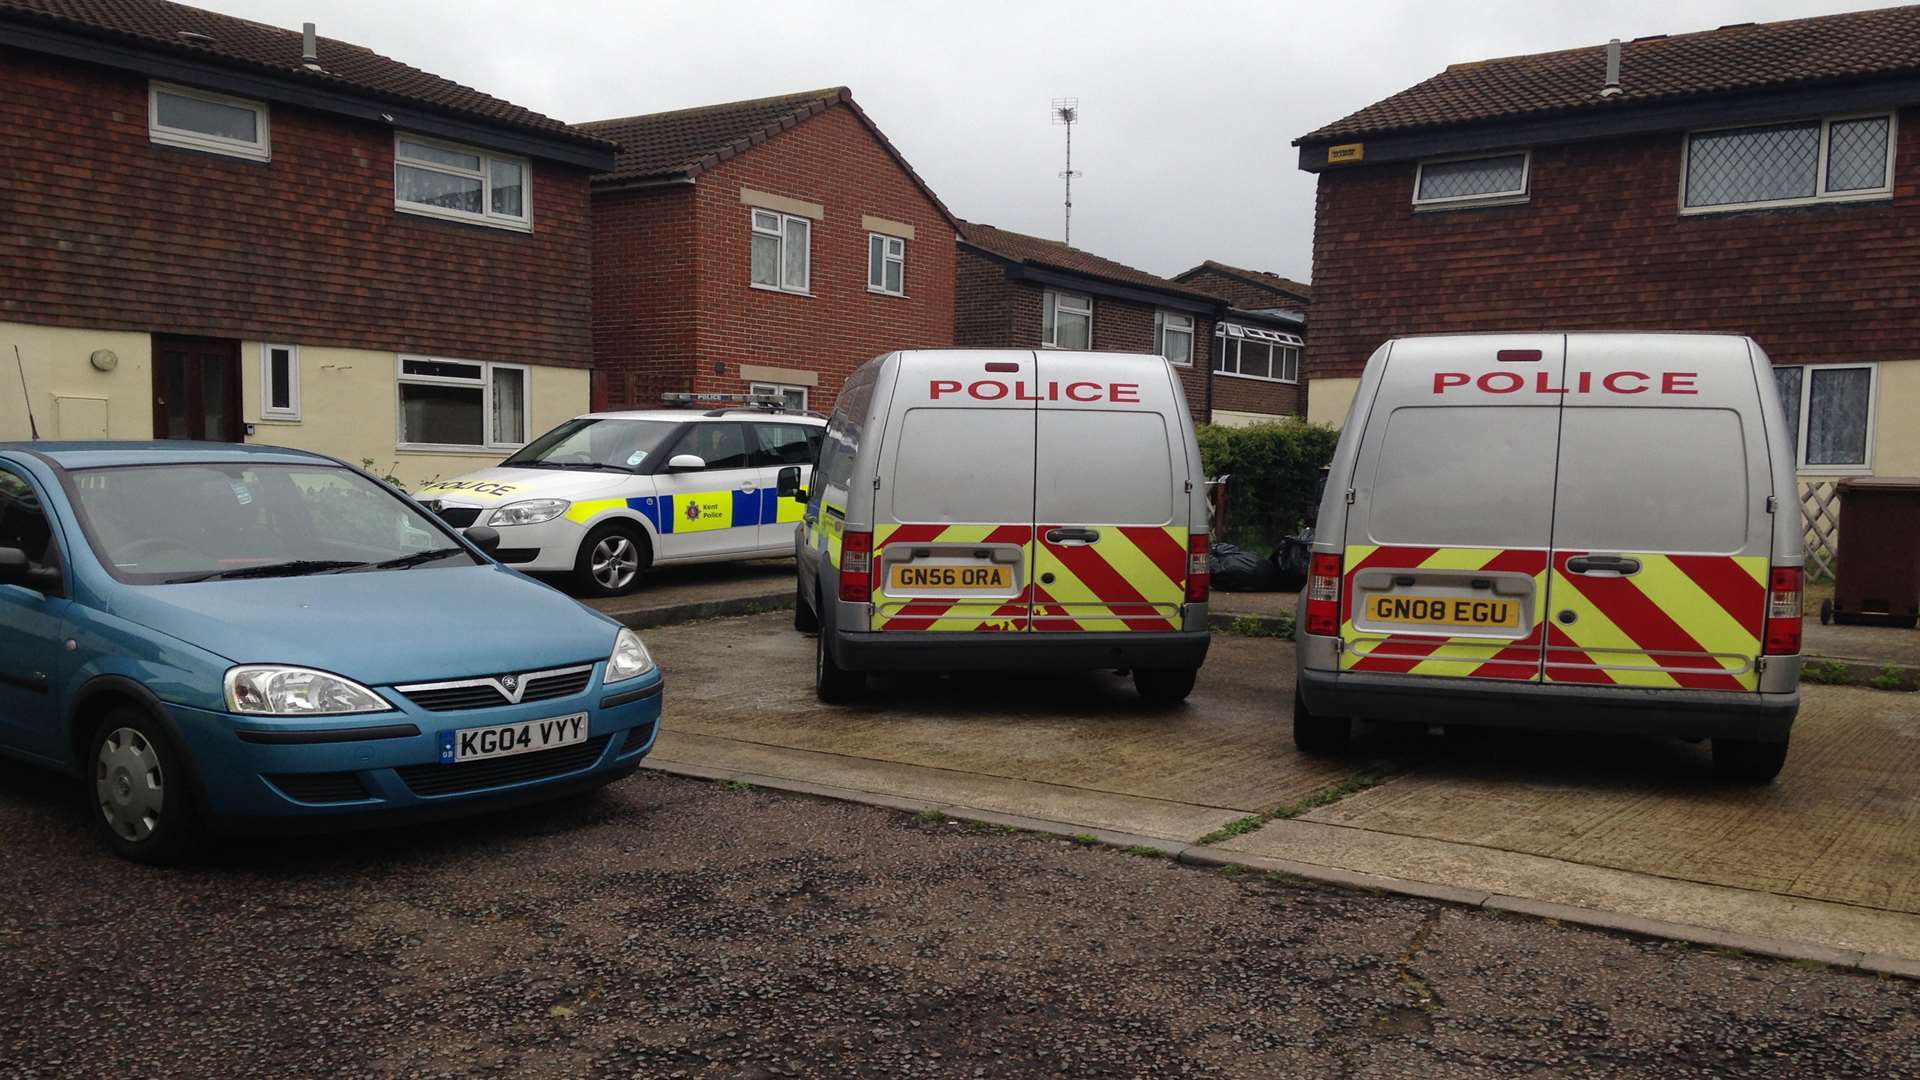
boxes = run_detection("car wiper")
[167,559,365,583]
[363,548,469,571]
[536,461,638,473]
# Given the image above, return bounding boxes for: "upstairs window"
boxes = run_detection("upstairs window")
[395,136,531,231]
[1042,290,1093,349]
[1413,151,1529,208]
[1683,114,1893,213]
[868,233,906,296]
[752,210,812,293]
[149,82,270,161]
[1154,311,1194,366]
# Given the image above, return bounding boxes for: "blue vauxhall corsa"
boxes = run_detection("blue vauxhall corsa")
[0,442,664,862]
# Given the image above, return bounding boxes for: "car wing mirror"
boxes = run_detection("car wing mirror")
[463,525,502,555]
[0,547,27,587]
[776,465,806,502]
[666,454,706,472]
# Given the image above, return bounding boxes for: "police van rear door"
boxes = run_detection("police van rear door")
[1542,335,1772,690]
[1341,335,1565,681]
[1029,352,1190,634]
[868,353,1038,632]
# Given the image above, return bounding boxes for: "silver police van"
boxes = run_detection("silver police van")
[1294,333,1805,781]
[780,349,1213,704]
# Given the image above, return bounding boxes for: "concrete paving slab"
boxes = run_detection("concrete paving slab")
[581,558,792,628]
[1803,619,1920,669]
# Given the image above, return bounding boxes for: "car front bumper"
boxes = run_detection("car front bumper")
[160,672,664,832]
[474,514,589,572]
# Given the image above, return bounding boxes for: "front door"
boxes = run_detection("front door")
[652,421,761,559]
[0,465,70,763]
[152,336,242,442]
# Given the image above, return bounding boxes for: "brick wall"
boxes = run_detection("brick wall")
[1178,265,1308,312]
[593,103,956,414]
[0,47,595,368]
[1308,106,1920,379]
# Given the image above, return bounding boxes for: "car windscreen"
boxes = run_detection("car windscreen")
[502,419,681,472]
[67,463,475,585]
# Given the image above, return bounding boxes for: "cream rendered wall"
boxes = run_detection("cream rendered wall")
[1306,377,1361,429]
[0,322,153,441]
[238,344,589,490]
[1865,357,1920,478]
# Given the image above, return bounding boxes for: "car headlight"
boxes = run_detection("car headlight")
[604,627,655,684]
[490,499,571,527]
[224,666,392,715]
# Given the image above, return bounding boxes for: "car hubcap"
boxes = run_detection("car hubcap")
[96,728,164,843]
[591,536,639,589]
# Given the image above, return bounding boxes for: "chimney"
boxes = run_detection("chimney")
[1600,38,1622,97]
[301,22,319,66]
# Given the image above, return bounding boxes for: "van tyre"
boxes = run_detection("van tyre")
[574,523,649,598]
[88,707,198,864]
[794,577,820,633]
[1292,684,1351,754]
[1713,737,1789,784]
[1134,666,1198,704]
[815,619,865,704]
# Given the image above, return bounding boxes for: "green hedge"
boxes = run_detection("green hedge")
[1196,419,1340,548]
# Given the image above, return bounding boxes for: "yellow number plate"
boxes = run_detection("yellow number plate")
[889,564,1012,592]
[1367,594,1520,629]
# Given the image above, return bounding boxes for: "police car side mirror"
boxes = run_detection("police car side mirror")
[666,454,706,472]
[776,466,805,502]
[462,525,502,555]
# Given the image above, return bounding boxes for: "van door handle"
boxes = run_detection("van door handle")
[1567,555,1641,576]
[1046,527,1101,545]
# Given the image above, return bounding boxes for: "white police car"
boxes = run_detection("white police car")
[415,403,825,596]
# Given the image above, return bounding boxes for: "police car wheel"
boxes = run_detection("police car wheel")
[1133,666,1197,704]
[815,622,865,704]
[1712,737,1788,784]
[574,524,649,597]
[794,577,820,633]
[87,707,199,864]
[1292,684,1351,754]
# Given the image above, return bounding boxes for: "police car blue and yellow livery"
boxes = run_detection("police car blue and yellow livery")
[416,407,825,596]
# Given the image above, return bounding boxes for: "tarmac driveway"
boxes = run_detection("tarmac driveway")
[644,612,1920,966]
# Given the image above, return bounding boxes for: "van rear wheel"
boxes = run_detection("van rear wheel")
[815,616,865,704]
[1712,737,1788,783]
[1292,684,1351,754]
[1134,667,1197,704]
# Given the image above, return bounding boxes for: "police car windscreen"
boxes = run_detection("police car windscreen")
[1553,407,1749,554]
[891,408,1034,524]
[1368,406,1557,548]
[504,419,679,471]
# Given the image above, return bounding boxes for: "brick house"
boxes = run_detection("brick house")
[1173,261,1311,422]
[955,223,1297,425]
[1293,7,1920,480]
[581,88,958,415]
[0,0,615,486]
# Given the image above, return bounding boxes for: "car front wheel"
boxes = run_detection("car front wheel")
[89,708,198,864]
[574,523,650,597]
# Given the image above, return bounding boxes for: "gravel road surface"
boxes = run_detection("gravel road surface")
[3,762,1916,1079]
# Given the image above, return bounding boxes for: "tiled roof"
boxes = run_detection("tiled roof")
[1300,5,1920,143]
[0,0,607,146]
[958,222,1222,303]
[1177,260,1312,303]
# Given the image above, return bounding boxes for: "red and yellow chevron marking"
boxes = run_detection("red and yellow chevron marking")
[1032,525,1188,634]
[1544,551,1766,691]
[1340,545,1549,681]
[870,524,1035,632]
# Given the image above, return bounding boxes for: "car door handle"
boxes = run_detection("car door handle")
[1567,554,1641,576]
[1046,527,1101,545]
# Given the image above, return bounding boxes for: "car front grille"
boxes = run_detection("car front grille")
[395,735,611,797]
[432,506,482,528]
[267,771,369,804]
[397,666,595,712]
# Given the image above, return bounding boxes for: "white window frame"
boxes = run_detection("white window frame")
[1212,325,1304,384]
[394,355,531,452]
[1042,289,1094,349]
[751,210,812,294]
[1777,362,1878,474]
[1412,149,1530,209]
[1153,310,1195,366]
[260,343,300,421]
[750,381,810,412]
[1680,113,1897,215]
[867,232,906,296]
[393,134,532,232]
[148,81,270,162]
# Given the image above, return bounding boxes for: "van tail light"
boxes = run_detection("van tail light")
[1186,533,1210,603]
[840,531,873,604]
[1305,554,1343,637]
[1764,566,1803,655]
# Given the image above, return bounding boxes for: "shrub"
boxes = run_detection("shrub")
[1196,419,1340,549]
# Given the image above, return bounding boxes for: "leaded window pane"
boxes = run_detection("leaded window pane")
[1685,122,1819,207]
[1826,117,1890,192]
[1418,154,1526,201]
[1806,367,1871,466]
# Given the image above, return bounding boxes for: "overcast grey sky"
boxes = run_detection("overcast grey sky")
[201,0,1895,284]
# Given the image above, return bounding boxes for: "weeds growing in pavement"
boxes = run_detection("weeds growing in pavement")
[1801,660,1852,685]
[914,808,947,824]
[721,780,755,793]
[1121,846,1166,859]
[1195,773,1386,845]
[1069,833,1101,847]
[1870,665,1913,691]
[1222,614,1295,639]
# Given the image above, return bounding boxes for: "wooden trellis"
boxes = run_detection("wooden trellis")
[1801,480,1840,582]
